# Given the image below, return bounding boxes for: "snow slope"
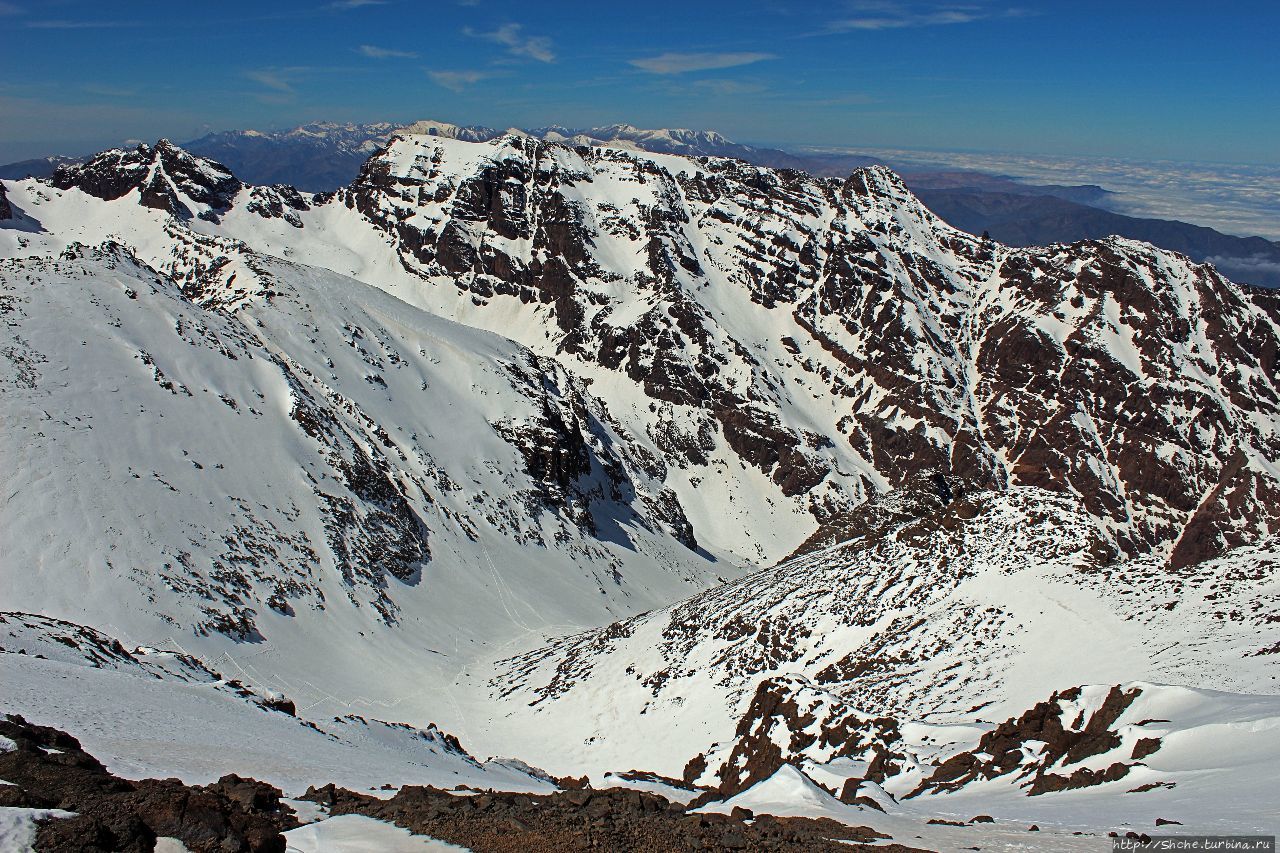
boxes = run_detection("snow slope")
[0,240,728,733]
[488,483,1278,778]
[283,815,468,853]
[0,614,555,797]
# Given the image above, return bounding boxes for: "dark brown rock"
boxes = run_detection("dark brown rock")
[0,715,292,853]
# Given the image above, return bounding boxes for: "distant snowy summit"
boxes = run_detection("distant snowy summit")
[176,119,810,189]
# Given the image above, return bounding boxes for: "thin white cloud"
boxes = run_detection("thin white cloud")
[1207,255,1280,276]
[243,68,314,95]
[825,2,1029,32]
[427,69,497,92]
[629,52,776,75]
[465,23,555,63]
[328,0,386,9]
[358,44,417,59]
[0,2,24,15]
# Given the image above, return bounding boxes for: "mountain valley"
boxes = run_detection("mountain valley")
[1,128,1277,851]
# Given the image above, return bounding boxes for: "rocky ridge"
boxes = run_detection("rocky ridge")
[491,479,1277,779]
[297,134,1280,565]
[31,132,1280,571]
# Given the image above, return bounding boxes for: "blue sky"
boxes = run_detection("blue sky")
[2,0,1278,164]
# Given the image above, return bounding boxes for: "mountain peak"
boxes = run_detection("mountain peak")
[398,119,500,142]
[51,138,241,218]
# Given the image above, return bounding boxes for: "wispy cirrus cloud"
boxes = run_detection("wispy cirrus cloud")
[824,2,1029,32]
[464,23,554,63]
[327,0,386,9]
[629,51,776,75]
[245,69,298,94]
[357,44,417,59]
[243,66,330,103]
[426,69,498,92]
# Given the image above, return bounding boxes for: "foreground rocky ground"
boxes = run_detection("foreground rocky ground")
[0,715,293,852]
[0,714,927,852]
[302,782,929,852]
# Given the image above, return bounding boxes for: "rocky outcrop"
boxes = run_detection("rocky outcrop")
[0,714,293,852]
[245,185,312,227]
[52,140,242,218]
[712,676,902,796]
[0,712,929,853]
[910,685,1148,797]
[304,781,913,853]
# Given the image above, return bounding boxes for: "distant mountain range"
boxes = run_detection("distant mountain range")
[0,153,83,182]
[2,119,1277,287]
[902,174,1280,288]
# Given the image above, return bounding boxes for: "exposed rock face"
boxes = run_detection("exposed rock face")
[16,135,1280,568]
[910,685,1147,797]
[491,353,701,549]
[712,676,902,797]
[0,714,293,852]
[0,181,11,220]
[245,185,313,227]
[52,140,242,218]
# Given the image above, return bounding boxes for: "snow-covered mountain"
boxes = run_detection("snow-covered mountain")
[1,131,1277,844]
[175,120,813,191]
[0,239,724,732]
[529,123,810,167]
[13,135,1278,572]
